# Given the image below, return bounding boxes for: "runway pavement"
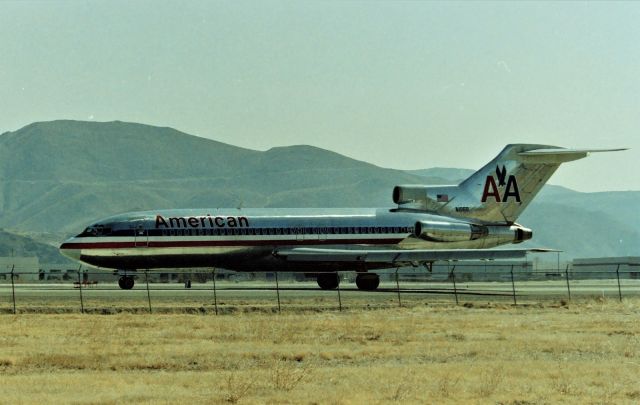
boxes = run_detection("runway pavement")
[0,278,637,313]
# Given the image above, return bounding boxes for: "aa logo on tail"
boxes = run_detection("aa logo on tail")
[481,165,521,203]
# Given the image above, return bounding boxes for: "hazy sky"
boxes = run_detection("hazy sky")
[1,1,638,192]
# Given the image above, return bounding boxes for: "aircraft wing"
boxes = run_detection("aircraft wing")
[273,247,557,264]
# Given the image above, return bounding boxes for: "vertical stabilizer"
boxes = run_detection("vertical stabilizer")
[453,144,625,223]
[458,144,560,223]
[393,144,624,223]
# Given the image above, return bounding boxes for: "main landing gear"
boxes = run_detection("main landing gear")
[355,273,380,291]
[316,273,380,291]
[317,273,340,290]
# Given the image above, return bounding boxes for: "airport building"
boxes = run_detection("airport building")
[572,257,640,279]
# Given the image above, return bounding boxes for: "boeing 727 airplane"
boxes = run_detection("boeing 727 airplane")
[59,144,624,290]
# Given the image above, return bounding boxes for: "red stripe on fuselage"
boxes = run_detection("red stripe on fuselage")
[60,238,405,250]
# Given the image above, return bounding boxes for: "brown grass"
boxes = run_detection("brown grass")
[0,298,638,403]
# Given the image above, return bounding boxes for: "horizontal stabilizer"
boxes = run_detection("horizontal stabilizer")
[517,148,628,163]
[274,247,559,264]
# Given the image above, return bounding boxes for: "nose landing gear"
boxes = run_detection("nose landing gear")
[117,275,135,290]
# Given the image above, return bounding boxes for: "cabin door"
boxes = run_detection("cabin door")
[133,223,148,247]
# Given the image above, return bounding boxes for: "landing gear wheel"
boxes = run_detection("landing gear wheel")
[118,276,135,290]
[356,273,380,291]
[317,273,340,290]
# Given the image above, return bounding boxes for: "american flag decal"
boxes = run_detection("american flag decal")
[437,194,449,202]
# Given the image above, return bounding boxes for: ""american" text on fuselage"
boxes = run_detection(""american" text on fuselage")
[155,215,250,229]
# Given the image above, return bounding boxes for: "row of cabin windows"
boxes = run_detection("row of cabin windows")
[155,226,414,237]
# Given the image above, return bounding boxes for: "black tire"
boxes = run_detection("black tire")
[118,276,135,290]
[317,273,340,290]
[355,273,380,291]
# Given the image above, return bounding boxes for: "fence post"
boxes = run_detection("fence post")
[336,272,342,312]
[10,265,16,314]
[395,267,402,308]
[212,268,218,315]
[77,265,84,314]
[564,264,571,301]
[616,264,622,302]
[510,265,517,306]
[450,265,459,305]
[145,270,152,314]
[275,272,281,313]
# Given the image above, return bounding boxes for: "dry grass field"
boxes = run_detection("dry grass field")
[0,298,638,404]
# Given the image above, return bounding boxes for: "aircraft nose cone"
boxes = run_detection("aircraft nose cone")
[59,239,81,261]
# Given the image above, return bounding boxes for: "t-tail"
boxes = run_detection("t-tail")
[393,144,626,224]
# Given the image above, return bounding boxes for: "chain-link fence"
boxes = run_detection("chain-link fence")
[0,263,638,314]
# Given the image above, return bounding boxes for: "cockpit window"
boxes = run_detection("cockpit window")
[78,224,112,237]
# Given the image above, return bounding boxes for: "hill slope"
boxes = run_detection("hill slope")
[0,229,69,264]
[0,120,422,233]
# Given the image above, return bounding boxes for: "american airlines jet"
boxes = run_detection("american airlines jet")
[59,144,623,290]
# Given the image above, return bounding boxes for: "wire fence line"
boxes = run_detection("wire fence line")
[0,264,638,314]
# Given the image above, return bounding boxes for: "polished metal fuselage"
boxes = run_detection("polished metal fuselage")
[59,207,520,272]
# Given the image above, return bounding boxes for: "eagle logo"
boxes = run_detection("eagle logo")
[481,166,521,203]
[495,165,507,186]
